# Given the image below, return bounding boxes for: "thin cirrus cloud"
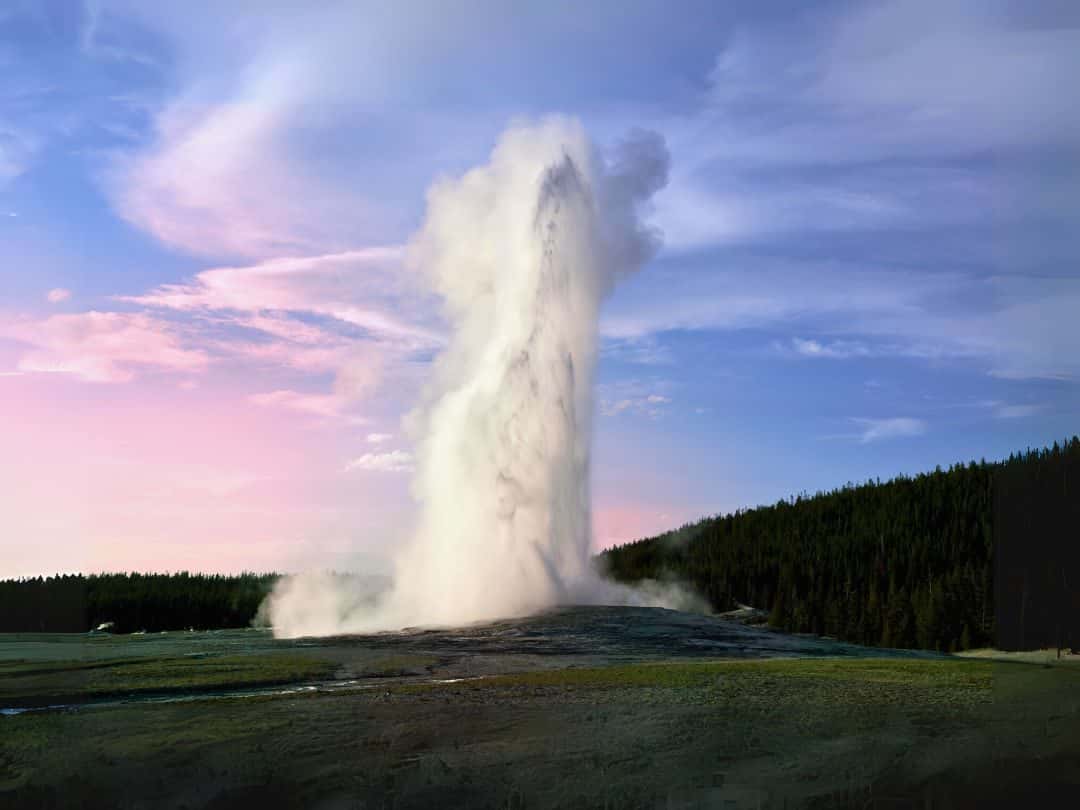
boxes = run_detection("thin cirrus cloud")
[0,103,45,185]
[248,389,349,421]
[600,397,669,418]
[851,417,927,445]
[599,261,977,378]
[601,262,966,340]
[0,311,208,383]
[665,1,1080,180]
[109,93,378,260]
[993,403,1045,420]
[102,11,381,262]
[245,347,384,424]
[344,450,413,474]
[118,249,440,416]
[610,3,1080,381]
[605,261,1080,382]
[121,248,438,347]
[636,1,1080,385]
[849,275,1080,382]
[789,338,873,360]
[98,1,520,261]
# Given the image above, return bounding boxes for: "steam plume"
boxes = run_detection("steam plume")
[268,118,672,636]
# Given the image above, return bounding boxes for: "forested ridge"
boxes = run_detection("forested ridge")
[0,572,277,634]
[602,437,1080,652]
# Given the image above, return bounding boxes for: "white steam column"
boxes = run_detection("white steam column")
[269,118,669,635]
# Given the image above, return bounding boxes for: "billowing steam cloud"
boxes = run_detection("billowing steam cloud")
[267,118,684,637]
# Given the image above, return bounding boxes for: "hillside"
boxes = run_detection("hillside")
[601,437,1080,652]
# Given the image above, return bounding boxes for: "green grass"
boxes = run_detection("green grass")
[0,703,290,792]
[434,657,991,690]
[0,653,336,706]
[404,657,995,721]
[4,656,1074,807]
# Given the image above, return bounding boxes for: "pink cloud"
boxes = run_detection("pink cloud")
[230,312,334,344]
[230,338,385,424]
[209,337,386,400]
[332,342,386,400]
[343,450,413,473]
[249,389,349,420]
[111,97,353,259]
[1,311,208,383]
[0,251,425,439]
[46,288,71,304]
[124,249,440,347]
[211,336,348,374]
[119,250,438,414]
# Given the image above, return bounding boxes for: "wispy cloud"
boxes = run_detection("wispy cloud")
[601,334,674,365]
[601,262,963,341]
[110,96,360,259]
[605,261,1080,382]
[628,1,1080,387]
[653,173,934,253]
[249,389,350,420]
[851,417,927,444]
[0,123,42,185]
[46,288,71,304]
[993,403,1045,420]
[99,2,465,260]
[600,390,672,419]
[788,337,873,359]
[0,311,208,383]
[117,249,440,412]
[366,433,393,444]
[668,1,1080,182]
[344,450,413,474]
[122,248,437,346]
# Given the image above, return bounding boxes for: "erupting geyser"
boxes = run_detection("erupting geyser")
[268,118,671,636]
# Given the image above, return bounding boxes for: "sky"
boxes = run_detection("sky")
[1,0,1078,578]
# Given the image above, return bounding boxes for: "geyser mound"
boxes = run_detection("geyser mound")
[268,118,672,637]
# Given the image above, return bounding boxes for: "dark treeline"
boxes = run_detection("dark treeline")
[995,440,1080,651]
[0,572,278,633]
[602,438,1080,653]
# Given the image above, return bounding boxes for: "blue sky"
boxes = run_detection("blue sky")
[1,0,1078,576]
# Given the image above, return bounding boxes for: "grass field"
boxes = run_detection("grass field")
[0,653,337,708]
[4,650,1080,808]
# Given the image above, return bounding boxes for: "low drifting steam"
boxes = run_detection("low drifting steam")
[267,118,692,637]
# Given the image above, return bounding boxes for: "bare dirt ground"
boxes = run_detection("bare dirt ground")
[2,607,1079,809]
